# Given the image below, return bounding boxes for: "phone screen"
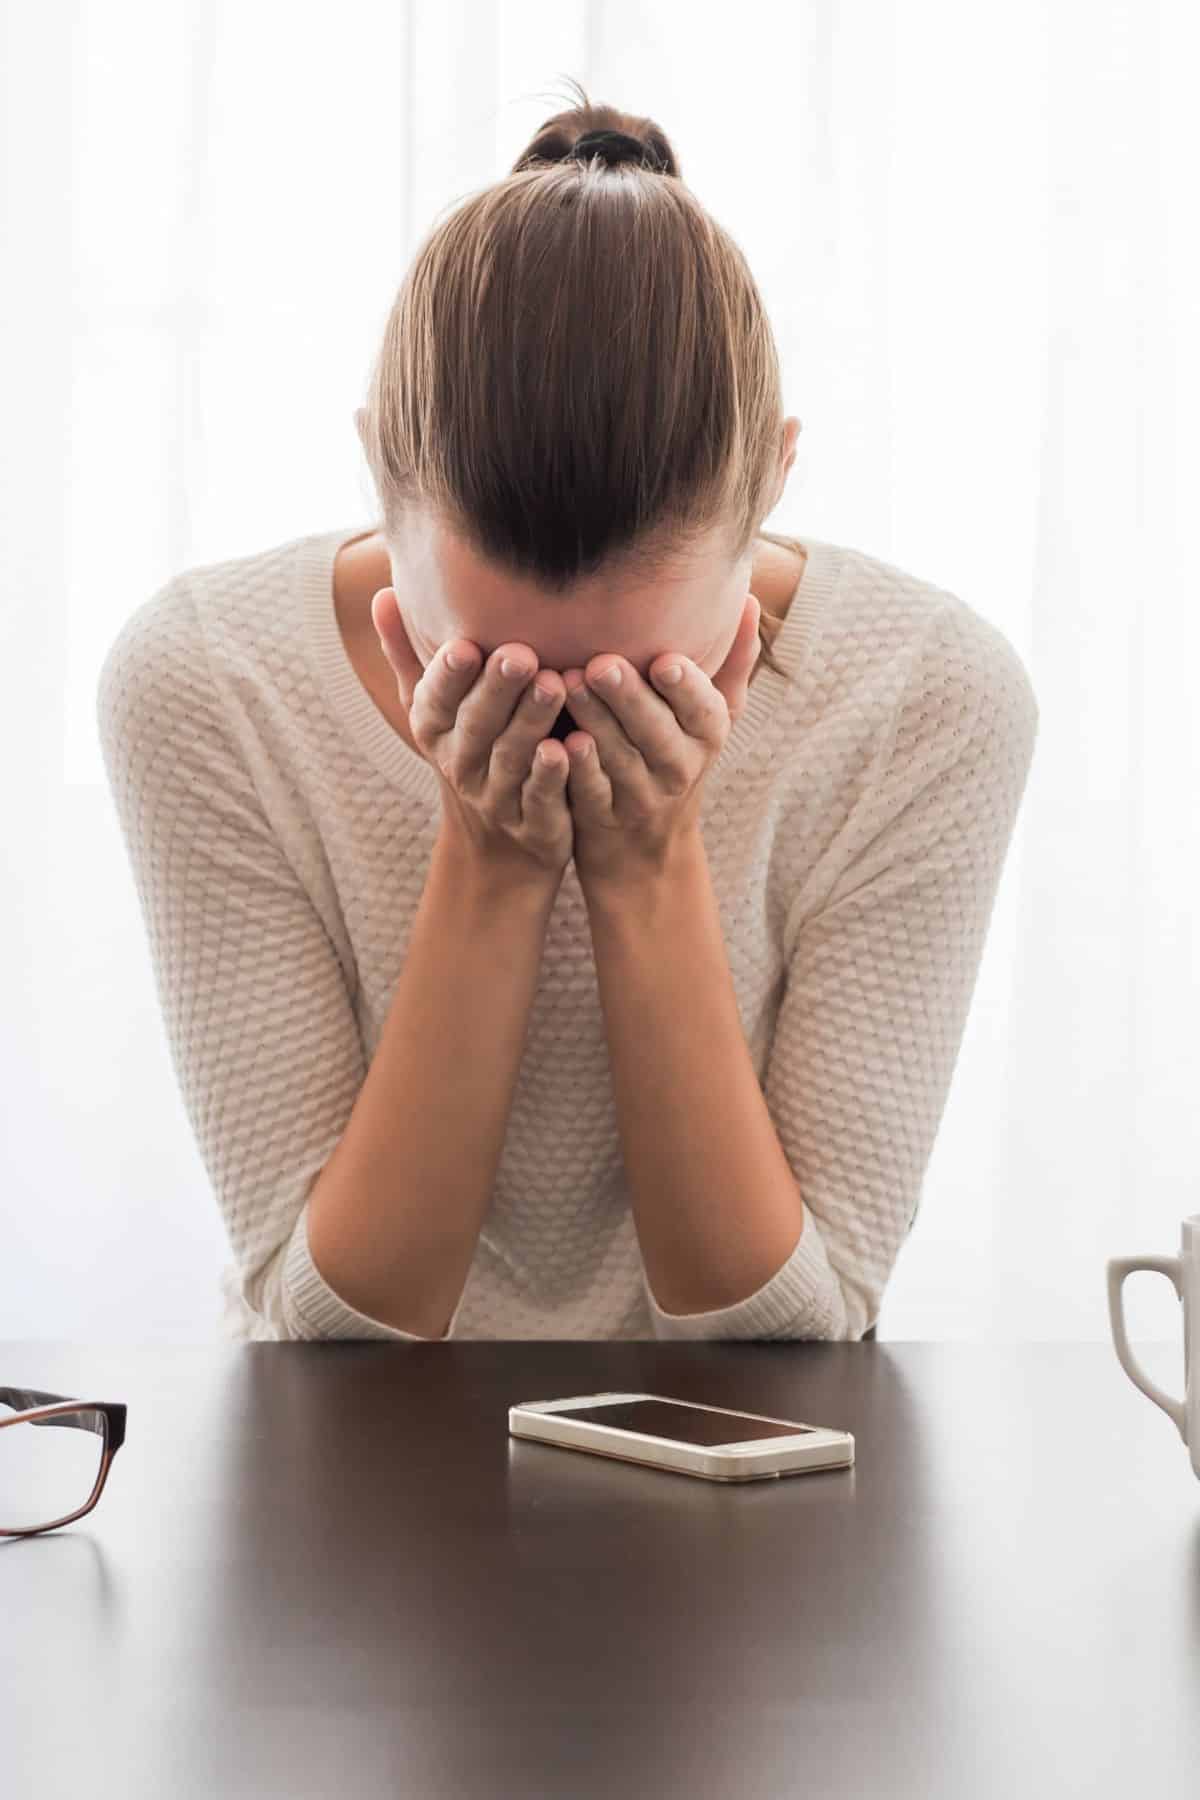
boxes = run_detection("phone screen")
[551,1398,816,1447]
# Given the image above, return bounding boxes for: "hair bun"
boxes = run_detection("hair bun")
[569,128,669,173]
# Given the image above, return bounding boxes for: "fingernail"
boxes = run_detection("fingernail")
[655,664,683,686]
[591,664,621,688]
[446,649,464,670]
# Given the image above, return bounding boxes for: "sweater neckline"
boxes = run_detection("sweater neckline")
[301,520,845,802]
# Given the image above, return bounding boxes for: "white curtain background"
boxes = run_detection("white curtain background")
[3,0,1197,1349]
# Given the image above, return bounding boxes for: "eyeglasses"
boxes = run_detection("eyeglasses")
[0,1386,127,1539]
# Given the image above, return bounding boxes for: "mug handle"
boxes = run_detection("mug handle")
[1106,1256,1187,1442]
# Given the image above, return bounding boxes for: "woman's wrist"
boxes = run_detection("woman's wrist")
[433,817,565,910]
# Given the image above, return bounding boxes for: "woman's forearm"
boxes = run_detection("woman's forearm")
[306,829,560,1338]
[581,832,805,1317]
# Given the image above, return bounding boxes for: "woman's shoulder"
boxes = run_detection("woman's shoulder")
[819,540,1030,685]
[778,538,1037,788]
[95,528,326,804]
[96,569,202,753]
[98,527,339,736]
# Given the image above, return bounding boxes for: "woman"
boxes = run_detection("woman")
[96,85,1039,1344]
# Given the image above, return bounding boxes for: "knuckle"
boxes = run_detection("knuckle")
[410,714,437,754]
[437,752,469,792]
[609,733,642,763]
[490,742,526,780]
[455,711,492,751]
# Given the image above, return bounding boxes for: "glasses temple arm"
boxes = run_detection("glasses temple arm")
[0,1386,105,1435]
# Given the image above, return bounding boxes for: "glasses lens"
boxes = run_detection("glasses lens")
[0,1404,106,1534]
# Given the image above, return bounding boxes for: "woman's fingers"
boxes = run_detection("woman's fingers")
[373,588,486,729]
[706,592,762,725]
[371,588,428,707]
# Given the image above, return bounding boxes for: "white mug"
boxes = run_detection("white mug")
[1107,1213,1199,1480]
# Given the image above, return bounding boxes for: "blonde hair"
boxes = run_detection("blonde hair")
[358,78,793,678]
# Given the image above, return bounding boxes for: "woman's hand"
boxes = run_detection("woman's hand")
[371,588,575,888]
[560,592,762,891]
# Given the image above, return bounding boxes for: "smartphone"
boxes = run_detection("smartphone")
[507,1391,854,1483]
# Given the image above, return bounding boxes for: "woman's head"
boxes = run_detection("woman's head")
[356,79,800,694]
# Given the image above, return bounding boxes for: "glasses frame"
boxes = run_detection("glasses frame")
[0,1386,127,1538]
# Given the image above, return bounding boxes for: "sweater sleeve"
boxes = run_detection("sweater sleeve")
[645,599,1040,1342]
[96,575,457,1343]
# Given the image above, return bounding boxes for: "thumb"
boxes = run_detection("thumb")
[371,588,424,708]
[711,592,762,718]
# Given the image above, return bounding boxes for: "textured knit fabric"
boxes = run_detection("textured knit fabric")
[95,522,1039,1344]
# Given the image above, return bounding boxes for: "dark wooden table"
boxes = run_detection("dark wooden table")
[3,1341,1198,1798]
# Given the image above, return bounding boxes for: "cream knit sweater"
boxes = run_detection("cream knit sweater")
[96,522,1038,1343]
